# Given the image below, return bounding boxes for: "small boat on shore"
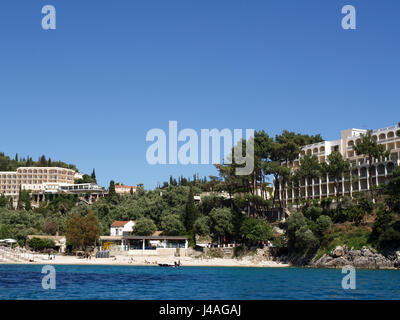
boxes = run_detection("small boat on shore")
[158,262,181,267]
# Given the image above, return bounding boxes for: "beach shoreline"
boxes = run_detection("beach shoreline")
[0,254,290,268]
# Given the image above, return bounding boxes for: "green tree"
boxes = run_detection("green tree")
[370,204,400,250]
[39,155,47,167]
[286,212,318,253]
[27,237,55,251]
[304,206,322,221]
[65,211,99,250]
[321,151,350,204]
[193,216,211,236]
[314,215,332,238]
[385,166,400,213]
[295,155,322,204]
[107,180,119,203]
[0,194,7,208]
[294,226,319,253]
[183,187,197,231]
[65,213,85,249]
[160,214,185,236]
[353,130,389,200]
[108,180,116,196]
[17,189,31,211]
[132,217,157,236]
[209,208,233,244]
[82,211,100,248]
[240,218,273,243]
[91,169,97,183]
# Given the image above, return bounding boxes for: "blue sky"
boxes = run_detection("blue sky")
[0,0,399,189]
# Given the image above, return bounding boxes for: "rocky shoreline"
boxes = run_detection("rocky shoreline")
[311,246,400,269]
[272,246,400,270]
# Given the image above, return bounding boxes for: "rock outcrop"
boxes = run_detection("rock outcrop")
[312,245,400,269]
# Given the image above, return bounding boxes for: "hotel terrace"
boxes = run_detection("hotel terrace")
[280,124,400,205]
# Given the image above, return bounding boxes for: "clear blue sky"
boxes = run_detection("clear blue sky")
[0,1,399,189]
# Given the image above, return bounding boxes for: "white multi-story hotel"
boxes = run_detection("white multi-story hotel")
[281,124,400,204]
[0,167,75,198]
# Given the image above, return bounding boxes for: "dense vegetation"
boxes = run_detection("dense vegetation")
[0,152,77,171]
[0,127,399,257]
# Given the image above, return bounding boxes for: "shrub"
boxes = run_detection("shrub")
[286,212,319,253]
[314,215,332,238]
[304,206,322,221]
[206,248,224,258]
[27,237,55,251]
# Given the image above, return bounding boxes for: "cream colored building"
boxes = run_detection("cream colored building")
[0,167,75,197]
[281,124,400,204]
[115,185,137,194]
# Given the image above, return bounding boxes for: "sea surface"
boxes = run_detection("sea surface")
[0,264,399,300]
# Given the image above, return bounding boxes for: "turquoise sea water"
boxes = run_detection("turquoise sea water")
[0,264,399,300]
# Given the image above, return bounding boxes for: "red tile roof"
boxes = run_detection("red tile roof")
[111,221,130,227]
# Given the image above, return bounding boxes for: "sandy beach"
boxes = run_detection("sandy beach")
[0,253,289,268]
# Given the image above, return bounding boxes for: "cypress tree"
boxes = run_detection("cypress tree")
[39,155,47,167]
[91,169,97,183]
[17,186,24,210]
[108,180,118,203]
[184,187,197,231]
